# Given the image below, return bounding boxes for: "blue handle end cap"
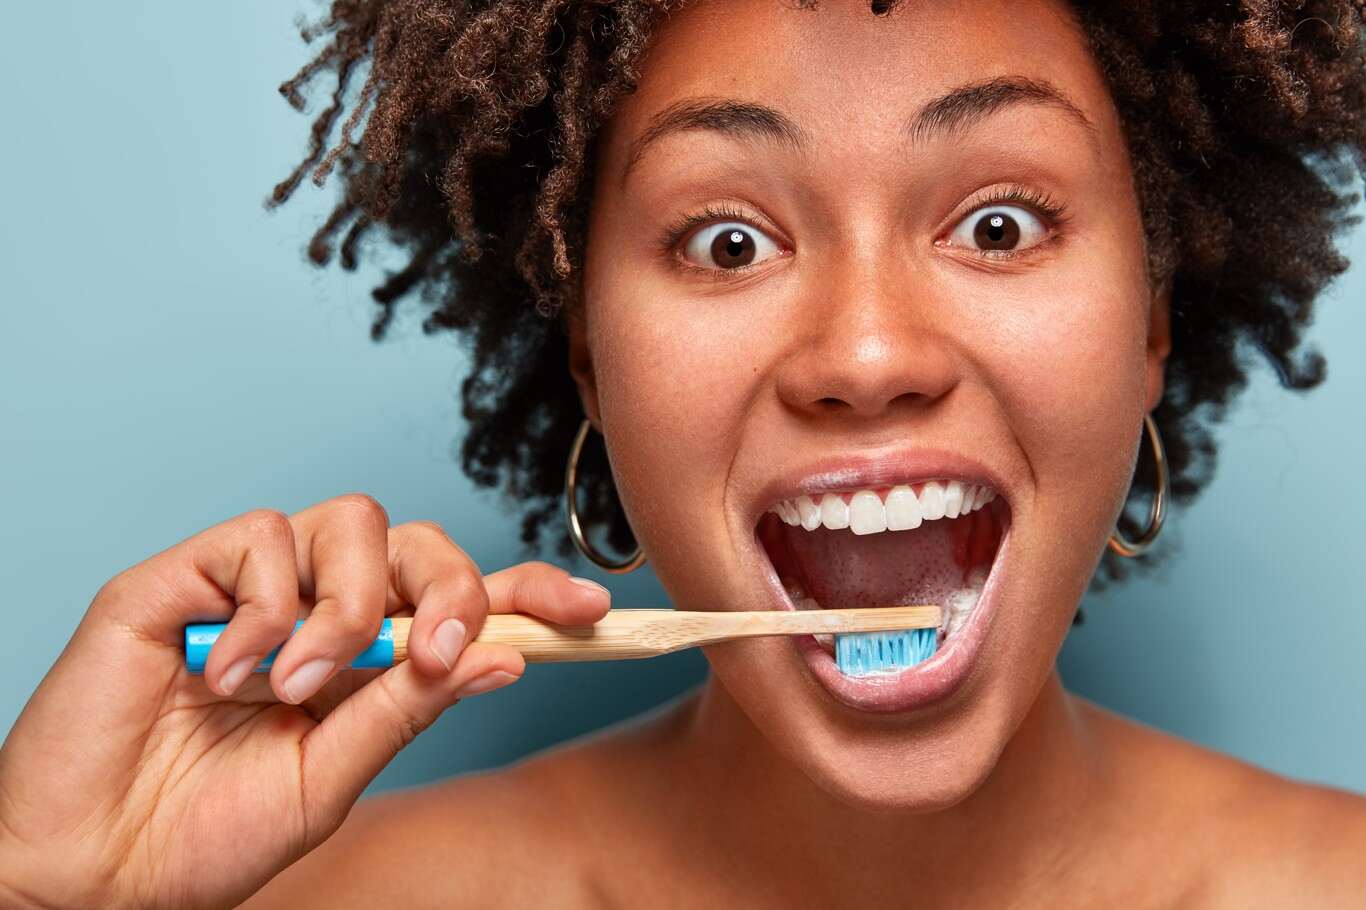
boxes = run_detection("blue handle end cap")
[184,623,226,674]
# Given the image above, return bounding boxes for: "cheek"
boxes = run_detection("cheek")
[589,294,761,554]
[1015,293,1145,426]
[975,260,1151,507]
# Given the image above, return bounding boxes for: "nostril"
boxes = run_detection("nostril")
[815,391,923,416]
[775,332,959,418]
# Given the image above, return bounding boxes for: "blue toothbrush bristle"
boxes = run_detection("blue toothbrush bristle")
[834,628,938,676]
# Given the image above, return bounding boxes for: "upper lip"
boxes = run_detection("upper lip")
[746,446,1011,527]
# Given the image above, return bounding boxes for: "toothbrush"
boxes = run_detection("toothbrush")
[184,605,941,672]
[835,626,939,676]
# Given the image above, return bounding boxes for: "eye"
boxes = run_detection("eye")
[681,221,783,271]
[947,204,1049,255]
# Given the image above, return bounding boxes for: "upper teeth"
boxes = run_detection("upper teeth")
[768,481,996,535]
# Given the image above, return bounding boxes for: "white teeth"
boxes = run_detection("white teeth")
[884,484,923,531]
[942,480,964,519]
[819,493,850,530]
[848,490,887,535]
[768,481,997,536]
[919,481,946,520]
[795,495,822,531]
[973,485,991,510]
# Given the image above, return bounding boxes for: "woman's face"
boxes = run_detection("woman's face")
[575,0,1168,810]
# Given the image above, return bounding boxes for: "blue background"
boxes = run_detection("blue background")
[3,2,1363,795]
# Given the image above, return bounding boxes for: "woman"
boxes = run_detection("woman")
[3,0,1365,905]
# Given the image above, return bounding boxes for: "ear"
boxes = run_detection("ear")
[1145,275,1172,413]
[567,307,602,429]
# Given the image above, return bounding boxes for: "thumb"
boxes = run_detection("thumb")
[299,642,525,825]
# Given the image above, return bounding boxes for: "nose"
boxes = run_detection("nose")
[774,255,960,421]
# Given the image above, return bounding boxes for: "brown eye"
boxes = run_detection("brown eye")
[949,204,1048,255]
[711,228,755,267]
[973,212,1020,250]
[682,221,781,271]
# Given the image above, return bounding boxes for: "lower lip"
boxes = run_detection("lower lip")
[778,525,1010,715]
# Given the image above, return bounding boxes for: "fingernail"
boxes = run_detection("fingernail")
[282,658,334,704]
[568,576,609,597]
[219,655,259,696]
[454,670,519,699]
[430,618,467,672]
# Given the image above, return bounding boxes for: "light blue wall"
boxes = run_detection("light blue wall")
[3,2,1362,795]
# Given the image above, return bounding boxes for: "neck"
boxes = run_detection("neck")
[675,669,1105,904]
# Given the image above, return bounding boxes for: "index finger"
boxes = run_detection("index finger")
[482,562,612,625]
[93,508,301,697]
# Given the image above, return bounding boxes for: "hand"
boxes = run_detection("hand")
[0,494,610,909]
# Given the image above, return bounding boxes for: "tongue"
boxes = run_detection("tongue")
[780,512,982,611]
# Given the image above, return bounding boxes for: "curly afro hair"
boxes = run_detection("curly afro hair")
[267,0,1366,582]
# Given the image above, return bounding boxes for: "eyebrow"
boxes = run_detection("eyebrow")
[620,75,1095,186]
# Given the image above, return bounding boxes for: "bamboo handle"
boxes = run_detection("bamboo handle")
[397,607,942,662]
[184,606,941,672]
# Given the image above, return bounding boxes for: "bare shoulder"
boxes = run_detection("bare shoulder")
[1075,695,1366,907]
[246,697,695,909]
[1203,762,1366,907]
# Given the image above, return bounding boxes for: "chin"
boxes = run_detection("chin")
[796,717,1012,814]
[707,620,1025,813]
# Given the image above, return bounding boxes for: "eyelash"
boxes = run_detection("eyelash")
[657,185,1071,279]
[657,201,772,282]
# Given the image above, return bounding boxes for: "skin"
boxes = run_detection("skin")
[2,1,1364,907]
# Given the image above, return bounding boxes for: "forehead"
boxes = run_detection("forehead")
[598,0,1122,178]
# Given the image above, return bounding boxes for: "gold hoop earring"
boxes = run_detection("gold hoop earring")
[564,419,646,573]
[1107,412,1169,558]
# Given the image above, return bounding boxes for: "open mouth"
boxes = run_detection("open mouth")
[756,479,1010,684]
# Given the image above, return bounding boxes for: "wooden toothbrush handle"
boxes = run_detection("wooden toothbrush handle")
[390,607,942,664]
